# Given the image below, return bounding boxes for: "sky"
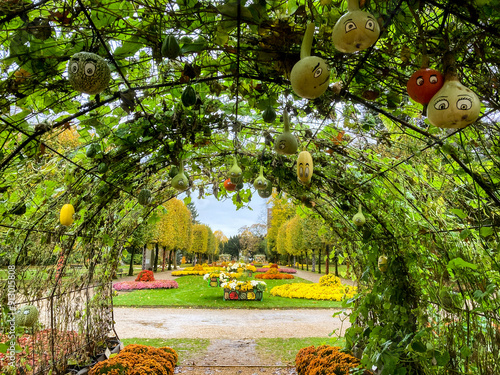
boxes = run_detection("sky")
[181,192,269,238]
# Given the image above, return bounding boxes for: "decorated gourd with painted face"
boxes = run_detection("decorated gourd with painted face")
[406,68,444,105]
[427,78,480,129]
[378,255,388,273]
[274,111,298,155]
[290,23,331,99]
[253,166,268,190]
[258,180,273,198]
[228,156,242,183]
[332,0,380,53]
[297,151,313,185]
[60,204,75,226]
[171,160,189,191]
[352,204,365,226]
[224,179,237,192]
[68,52,111,95]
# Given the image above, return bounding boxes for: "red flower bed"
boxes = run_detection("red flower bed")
[113,280,178,291]
[135,270,155,282]
[256,267,297,273]
[255,267,294,280]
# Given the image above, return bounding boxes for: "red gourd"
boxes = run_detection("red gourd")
[406,68,444,105]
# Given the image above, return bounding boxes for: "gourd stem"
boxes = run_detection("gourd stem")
[358,203,362,213]
[180,159,184,172]
[259,165,264,177]
[442,51,459,81]
[347,0,360,12]
[300,23,315,59]
[420,54,429,69]
[283,111,290,132]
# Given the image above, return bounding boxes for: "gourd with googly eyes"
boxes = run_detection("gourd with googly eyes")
[297,151,313,185]
[427,53,481,129]
[68,52,111,95]
[274,110,298,155]
[290,23,331,99]
[406,68,444,105]
[332,0,380,53]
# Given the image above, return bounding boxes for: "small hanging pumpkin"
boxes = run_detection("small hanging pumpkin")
[171,160,189,191]
[224,178,237,192]
[406,68,444,105]
[297,151,313,185]
[378,255,388,273]
[427,53,481,129]
[274,111,298,155]
[60,204,75,226]
[253,166,269,190]
[67,52,111,95]
[352,204,365,226]
[331,0,380,53]
[290,23,331,99]
[258,180,273,198]
[228,156,242,183]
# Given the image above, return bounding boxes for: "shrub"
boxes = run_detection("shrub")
[319,274,341,288]
[255,266,294,280]
[135,270,155,282]
[295,345,371,375]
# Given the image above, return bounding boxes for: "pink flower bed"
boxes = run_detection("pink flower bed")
[113,280,178,291]
[256,268,297,274]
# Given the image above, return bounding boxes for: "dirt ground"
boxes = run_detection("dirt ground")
[113,269,354,375]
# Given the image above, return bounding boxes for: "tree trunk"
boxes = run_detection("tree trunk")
[168,250,173,270]
[173,249,178,270]
[128,246,136,276]
[334,250,339,277]
[318,247,321,274]
[162,247,167,271]
[311,249,316,273]
[325,244,330,275]
[154,243,159,272]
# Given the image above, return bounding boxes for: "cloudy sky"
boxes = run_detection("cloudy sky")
[182,192,269,238]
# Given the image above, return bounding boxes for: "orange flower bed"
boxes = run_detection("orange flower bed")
[295,345,372,375]
[255,267,294,280]
[89,344,177,375]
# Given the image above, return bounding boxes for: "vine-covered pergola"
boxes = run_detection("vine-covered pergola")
[0,0,499,374]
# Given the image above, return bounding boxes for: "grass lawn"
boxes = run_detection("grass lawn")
[120,337,345,365]
[113,275,346,309]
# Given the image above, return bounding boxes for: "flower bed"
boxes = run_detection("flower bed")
[135,270,155,281]
[89,344,177,375]
[255,267,294,280]
[256,267,296,273]
[172,266,223,276]
[270,275,356,301]
[221,280,266,301]
[113,280,178,291]
[296,345,371,375]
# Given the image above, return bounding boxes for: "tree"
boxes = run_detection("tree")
[224,235,241,260]
[190,224,208,263]
[301,215,324,273]
[266,193,295,261]
[238,223,266,260]
[214,230,228,255]
[186,202,200,224]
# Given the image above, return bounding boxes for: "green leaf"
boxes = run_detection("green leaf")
[183,196,192,205]
[434,350,450,366]
[114,36,142,59]
[450,209,467,219]
[459,229,471,240]
[479,227,494,237]
[447,257,478,271]
[411,340,427,353]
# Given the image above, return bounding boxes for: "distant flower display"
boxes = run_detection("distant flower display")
[135,270,155,282]
[221,280,267,292]
[270,275,356,301]
[113,280,178,291]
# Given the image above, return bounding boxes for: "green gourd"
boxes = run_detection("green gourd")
[138,189,153,206]
[86,143,99,158]
[15,305,39,328]
[229,156,242,183]
[290,23,331,99]
[97,162,108,174]
[253,166,268,190]
[181,86,197,107]
[352,204,366,226]
[274,111,298,155]
[161,35,181,59]
[171,160,189,191]
[258,180,273,198]
[331,0,380,53]
[262,106,277,123]
[68,52,111,95]
[169,166,179,178]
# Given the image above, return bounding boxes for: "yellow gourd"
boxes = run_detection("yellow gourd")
[290,23,331,99]
[331,0,380,53]
[60,204,75,226]
[297,151,313,185]
[378,255,388,272]
[352,204,365,226]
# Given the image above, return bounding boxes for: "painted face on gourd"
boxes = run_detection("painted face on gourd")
[290,57,331,99]
[406,68,444,105]
[427,80,480,129]
[68,52,111,95]
[332,9,380,53]
[297,151,313,184]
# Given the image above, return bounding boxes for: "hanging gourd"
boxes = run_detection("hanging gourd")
[331,0,380,53]
[297,151,313,185]
[67,52,111,95]
[427,52,481,129]
[406,68,444,105]
[352,204,365,226]
[224,179,237,192]
[86,143,100,158]
[290,23,331,99]
[60,204,75,226]
[161,35,180,59]
[262,105,277,123]
[171,160,189,191]
[258,180,273,198]
[274,111,298,155]
[228,156,243,183]
[378,255,388,273]
[253,166,268,190]
[181,86,197,107]
[97,162,108,174]
[138,189,153,206]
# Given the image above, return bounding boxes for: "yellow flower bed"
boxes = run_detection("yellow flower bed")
[172,266,224,276]
[270,275,356,301]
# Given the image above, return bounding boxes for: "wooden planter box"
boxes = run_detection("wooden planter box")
[223,288,263,301]
[208,277,220,287]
